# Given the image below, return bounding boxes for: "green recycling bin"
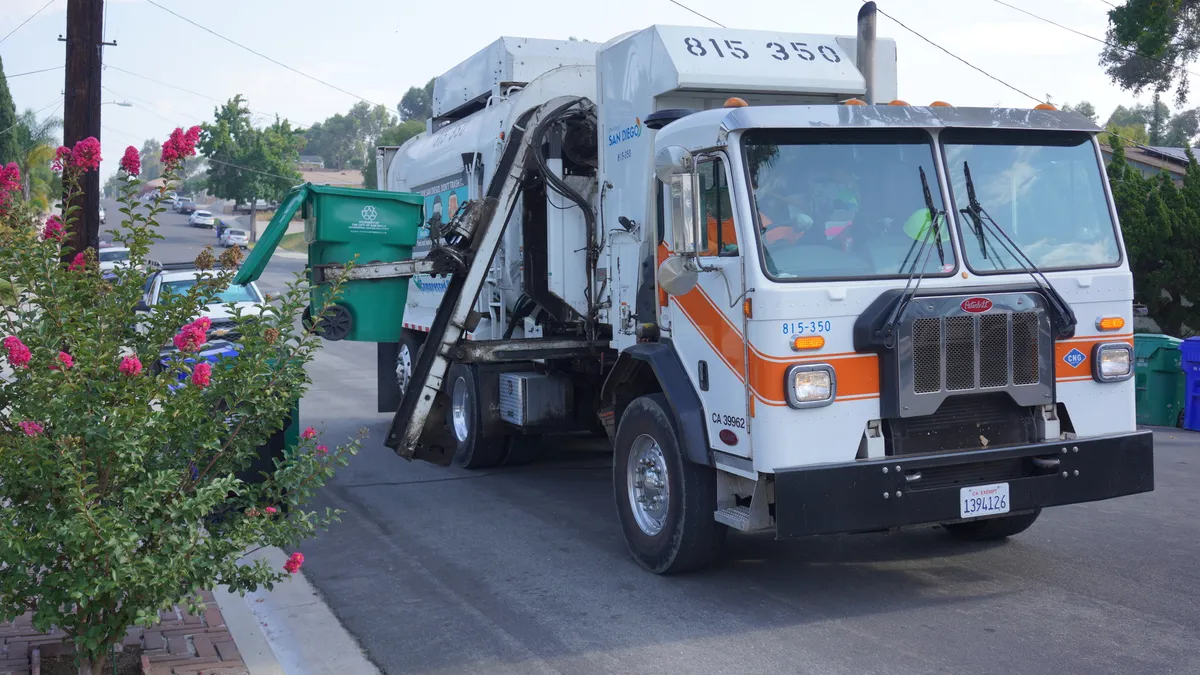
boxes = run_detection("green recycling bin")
[235,183,423,343]
[1133,333,1185,427]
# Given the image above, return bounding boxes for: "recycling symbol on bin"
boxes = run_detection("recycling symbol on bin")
[361,205,378,222]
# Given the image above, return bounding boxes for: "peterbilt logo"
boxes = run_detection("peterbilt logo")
[960,297,993,313]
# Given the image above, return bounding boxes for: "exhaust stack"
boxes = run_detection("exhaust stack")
[856,1,878,104]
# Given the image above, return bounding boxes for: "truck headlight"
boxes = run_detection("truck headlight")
[1092,343,1133,382]
[785,363,836,408]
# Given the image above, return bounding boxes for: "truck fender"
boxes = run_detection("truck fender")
[601,341,711,466]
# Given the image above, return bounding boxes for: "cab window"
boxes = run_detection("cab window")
[698,158,738,256]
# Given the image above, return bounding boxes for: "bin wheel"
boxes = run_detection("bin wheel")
[942,509,1041,541]
[306,304,353,341]
[446,363,506,469]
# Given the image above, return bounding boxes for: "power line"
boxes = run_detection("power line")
[868,2,1046,104]
[991,0,1200,80]
[6,65,64,79]
[0,0,57,46]
[144,0,382,108]
[666,0,725,28]
[101,85,196,127]
[0,97,64,137]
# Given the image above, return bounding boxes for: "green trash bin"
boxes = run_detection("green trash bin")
[1133,333,1185,427]
[235,183,423,343]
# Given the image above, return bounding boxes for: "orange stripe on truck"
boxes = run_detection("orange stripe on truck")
[1055,335,1132,381]
[663,261,879,405]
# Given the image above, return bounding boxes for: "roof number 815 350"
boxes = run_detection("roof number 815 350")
[682,37,841,64]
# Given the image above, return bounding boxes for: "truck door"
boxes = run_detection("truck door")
[666,156,751,457]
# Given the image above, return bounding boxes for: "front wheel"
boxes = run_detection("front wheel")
[614,393,724,574]
[943,509,1041,541]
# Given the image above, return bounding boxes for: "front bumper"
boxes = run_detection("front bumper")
[773,431,1154,538]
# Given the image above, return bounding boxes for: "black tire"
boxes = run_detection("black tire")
[446,363,506,469]
[613,393,724,574]
[943,509,1041,541]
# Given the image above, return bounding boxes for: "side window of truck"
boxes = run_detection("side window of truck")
[698,158,738,256]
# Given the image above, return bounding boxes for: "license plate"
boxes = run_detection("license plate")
[960,482,1010,519]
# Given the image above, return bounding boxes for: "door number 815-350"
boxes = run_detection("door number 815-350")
[781,320,831,335]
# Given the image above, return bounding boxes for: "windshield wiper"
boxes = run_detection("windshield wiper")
[880,166,946,347]
[959,161,1077,339]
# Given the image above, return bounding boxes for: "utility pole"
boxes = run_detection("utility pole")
[60,0,113,259]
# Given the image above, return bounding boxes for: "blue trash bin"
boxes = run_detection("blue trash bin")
[1180,337,1200,431]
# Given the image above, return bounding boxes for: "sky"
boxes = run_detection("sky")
[1,0,1191,182]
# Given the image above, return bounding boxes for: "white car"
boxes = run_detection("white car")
[189,210,215,228]
[98,246,131,273]
[135,267,268,342]
[99,205,106,224]
[219,228,249,248]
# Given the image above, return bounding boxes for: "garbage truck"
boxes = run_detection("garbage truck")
[244,3,1154,574]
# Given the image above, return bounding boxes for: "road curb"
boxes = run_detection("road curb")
[228,547,381,675]
[213,583,286,675]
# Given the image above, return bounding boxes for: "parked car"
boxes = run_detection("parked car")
[233,199,272,214]
[188,210,215,228]
[178,199,197,215]
[135,264,269,343]
[219,228,249,249]
[98,204,106,224]
[98,246,132,273]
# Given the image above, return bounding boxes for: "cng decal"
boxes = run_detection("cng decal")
[1063,348,1086,368]
[348,205,387,234]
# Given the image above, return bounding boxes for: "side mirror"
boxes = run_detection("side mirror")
[658,255,698,296]
[134,300,150,313]
[655,146,703,257]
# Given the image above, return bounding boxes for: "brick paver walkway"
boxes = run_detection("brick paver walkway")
[0,590,247,675]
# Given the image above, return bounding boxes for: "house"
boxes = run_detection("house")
[299,168,363,189]
[298,155,325,170]
[1100,144,1192,185]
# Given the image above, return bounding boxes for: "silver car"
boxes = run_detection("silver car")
[189,210,216,228]
[219,228,249,248]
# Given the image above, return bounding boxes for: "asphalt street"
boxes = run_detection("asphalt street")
[126,201,1200,675]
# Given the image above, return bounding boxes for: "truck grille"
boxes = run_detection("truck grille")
[912,311,1041,394]
[893,292,1054,419]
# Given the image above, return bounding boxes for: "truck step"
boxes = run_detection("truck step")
[714,506,753,531]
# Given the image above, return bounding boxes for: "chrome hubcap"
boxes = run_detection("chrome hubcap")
[627,434,670,536]
[395,343,413,394]
[451,376,471,443]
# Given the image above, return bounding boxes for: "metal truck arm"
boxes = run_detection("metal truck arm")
[384,96,589,463]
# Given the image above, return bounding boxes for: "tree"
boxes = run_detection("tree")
[199,96,302,239]
[398,78,435,122]
[301,114,362,170]
[1102,0,1200,105]
[1062,101,1099,122]
[1165,108,1200,146]
[362,119,424,189]
[0,56,21,168]
[10,108,62,211]
[140,139,164,182]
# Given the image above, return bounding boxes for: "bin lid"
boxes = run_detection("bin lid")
[1134,333,1182,358]
[305,182,424,206]
[233,185,308,285]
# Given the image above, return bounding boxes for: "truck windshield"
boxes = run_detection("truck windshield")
[742,129,954,280]
[942,130,1120,272]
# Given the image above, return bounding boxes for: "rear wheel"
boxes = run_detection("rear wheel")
[614,394,724,574]
[943,509,1041,540]
[446,363,507,469]
[395,331,424,399]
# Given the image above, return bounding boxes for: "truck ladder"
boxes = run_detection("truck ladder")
[384,97,581,463]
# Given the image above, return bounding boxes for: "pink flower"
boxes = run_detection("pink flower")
[70,137,102,172]
[265,506,277,514]
[119,355,142,376]
[119,145,141,176]
[52,146,70,172]
[161,126,201,168]
[316,445,329,456]
[18,421,43,437]
[172,319,209,352]
[301,427,317,440]
[43,216,65,241]
[3,336,31,368]
[56,352,74,370]
[283,552,304,574]
[68,252,86,271]
[191,361,212,388]
[0,162,19,192]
